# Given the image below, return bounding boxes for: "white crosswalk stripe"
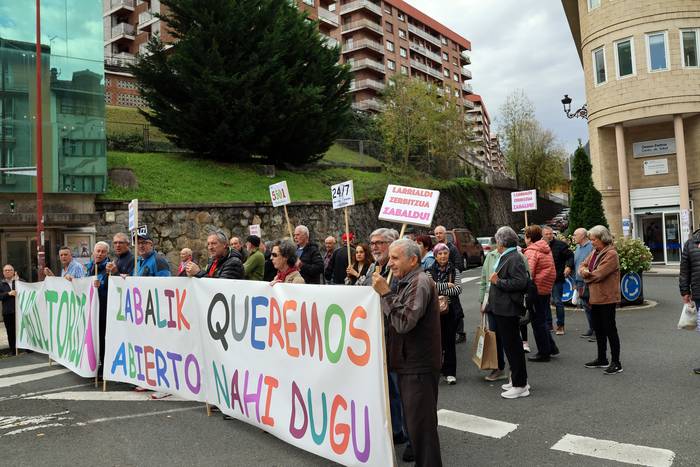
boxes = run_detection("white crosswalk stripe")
[0,369,71,389]
[551,434,675,467]
[0,363,53,377]
[437,409,518,439]
[27,391,188,402]
[460,276,479,284]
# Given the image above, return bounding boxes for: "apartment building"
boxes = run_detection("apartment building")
[562,0,700,265]
[464,94,507,174]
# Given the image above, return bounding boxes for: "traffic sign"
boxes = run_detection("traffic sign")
[621,272,641,302]
[561,277,575,302]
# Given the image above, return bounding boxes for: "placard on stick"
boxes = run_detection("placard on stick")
[511,189,537,225]
[378,184,440,227]
[269,181,293,238]
[331,180,355,264]
[249,224,261,237]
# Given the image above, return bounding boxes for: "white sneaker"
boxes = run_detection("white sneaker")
[523,341,531,353]
[501,385,530,399]
[501,381,512,391]
[446,376,456,385]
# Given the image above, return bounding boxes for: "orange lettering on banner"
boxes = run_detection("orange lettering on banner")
[347,306,370,367]
[268,298,285,349]
[283,300,300,358]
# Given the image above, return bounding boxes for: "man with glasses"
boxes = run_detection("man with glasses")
[106,232,135,277]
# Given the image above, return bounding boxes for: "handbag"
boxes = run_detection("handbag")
[437,269,455,316]
[678,301,698,330]
[471,315,498,370]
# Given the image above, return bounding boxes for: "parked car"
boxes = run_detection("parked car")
[477,236,493,254]
[445,228,484,269]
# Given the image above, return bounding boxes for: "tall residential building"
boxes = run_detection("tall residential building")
[562,0,700,265]
[0,0,107,280]
[465,94,506,175]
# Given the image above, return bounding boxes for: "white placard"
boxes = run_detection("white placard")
[643,159,669,176]
[249,224,261,237]
[633,138,676,158]
[511,189,537,212]
[378,184,440,227]
[331,180,355,209]
[104,277,393,466]
[128,199,138,231]
[269,181,291,207]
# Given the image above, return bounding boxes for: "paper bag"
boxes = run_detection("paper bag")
[471,317,498,370]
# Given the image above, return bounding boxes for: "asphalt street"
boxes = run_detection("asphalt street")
[0,269,697,467]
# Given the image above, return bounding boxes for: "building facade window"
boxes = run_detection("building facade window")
[400,65,408,75]
[386,40,394,52]
[399,47,407,57]
[441,37,448,45]
[646,31,669,71]
[614,37,635,78]
[453,72,459,82]
[397,12,405,21]
[387,59,396,70]
[398,29,406,39]
[588,0,601,10]
[303,0,313,5]
[443,68,450,77]
[442,51,448,61]
[385,22,393,33]
[681,29,699,68]
[592,46,607,85]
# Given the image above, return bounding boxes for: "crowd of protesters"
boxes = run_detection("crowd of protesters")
[0,221,630,467]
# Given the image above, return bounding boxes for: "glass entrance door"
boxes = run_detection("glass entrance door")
[664,212,681,263]
[641,214,664,263]
[2,233,38,282]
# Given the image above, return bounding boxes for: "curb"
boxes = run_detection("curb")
[556,300,659,312]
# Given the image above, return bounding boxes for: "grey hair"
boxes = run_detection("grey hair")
[390,238,421,261]
[274,239,298,267]
[208,229,229,245]
[94,241,110,251]
[542,225,554,233]
[113,232,129,242]
[295,225,309,237]
[494,226,519,248]
[371,228,398,242]
[574,227,588,237]
[588,225,613,245]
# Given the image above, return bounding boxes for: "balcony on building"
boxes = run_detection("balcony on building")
[349,78,386,92]
[321,35,339,49]
[342,18,383,36]
[339,0,382,17]
[106,22,136,44]
[409,59,442,80]
[137,9,159,32]
[460,49,471,64]
[138,41,152,57]
[352,98,385,112]
[461,66,472,80]
[104,0,135,15]
[463,99,475,110]
[343,38,384,55]
[407,23,441,47]
[349,57,386,73]
[409,41,441,64]
[105,51,136,67]
[462,82,473,93]
[318,7,339,27]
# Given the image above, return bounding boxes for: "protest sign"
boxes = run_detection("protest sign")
[16,277,99,378]
[128,199,138,232]
[104,277,392,466]
[378,184,440,227]
[269,181,293,238]
[249,224,261,238]
[331,180,355,262]
[511,189,537,225]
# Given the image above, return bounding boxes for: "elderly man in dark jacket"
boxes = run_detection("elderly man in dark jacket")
[489,226,530,399]
[543,226,574,335]
[186,231,244,279]
[0,264,17,353]
[294,225,324,284]
[680,228,700,373]
[373,238,442,467]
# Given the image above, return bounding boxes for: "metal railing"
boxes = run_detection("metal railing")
[409,41,442,63]
[138,10,156,27]
[349,78,385,92]
[462,82,473,93]
[461,66,472,80]
[341,19,383,35]
[349,57,385,73]
[111,22,135,38]
[407,23,441,46]
[351,99,385,112]
[343,38,384,54]
[461,49,471,63]
[108,0,134,10]
[409,59,442,79]
[318,7,339,26]
[339,0,382,16]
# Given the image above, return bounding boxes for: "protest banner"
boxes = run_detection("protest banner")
[331,180,355,264]
[511,189,537,225]
[269,181,293,238]
[16,277,100,378]
[104,277,393,466]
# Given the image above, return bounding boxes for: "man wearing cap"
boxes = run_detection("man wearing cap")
[186,230,244,279]
[243,235,264,281]
[326,233,355,285]
[136,232,171,277]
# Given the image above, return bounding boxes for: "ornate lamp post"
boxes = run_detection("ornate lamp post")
[561,94,588,120]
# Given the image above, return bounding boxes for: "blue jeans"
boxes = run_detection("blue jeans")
[552,280,565,327]
[388,371,408,441]
[532,294,557,355]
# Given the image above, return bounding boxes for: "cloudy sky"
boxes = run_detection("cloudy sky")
[406,0,589,153]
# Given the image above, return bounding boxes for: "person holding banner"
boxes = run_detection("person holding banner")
[293,225,324,284]
[0,264,17,353]
[186,231,244,279]
[178,248,193,276]
[86,242,111,377]
[271,239,305,284]
[345,242,371,285]
[106,232,135,277]
[44,246,85,280]
[372,239,443,467]
[243,235,264,281]
[136,233,172,277]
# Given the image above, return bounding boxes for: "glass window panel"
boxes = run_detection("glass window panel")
[617,40,633,76]
[594,48,606,84]
[683,30,698,67]
[648,33,667,70]
[588,0,601,10]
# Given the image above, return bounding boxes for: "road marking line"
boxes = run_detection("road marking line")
[74,406,201,426]
[0,369,71,388]
[0,383,92,403]
[460,277,479,284]
[5,423,65,436]
[437,409,518,439]
[551,434,675,467]
[0,410,73,435]
[27,391,188,402]
[0,363,53,377]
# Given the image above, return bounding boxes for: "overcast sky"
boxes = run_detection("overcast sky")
[406,0,589,154]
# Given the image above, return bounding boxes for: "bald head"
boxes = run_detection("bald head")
[573,228,589,245]
[434,225,447,244]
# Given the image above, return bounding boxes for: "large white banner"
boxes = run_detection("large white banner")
[104,277,393,467]
[16,277,100,378]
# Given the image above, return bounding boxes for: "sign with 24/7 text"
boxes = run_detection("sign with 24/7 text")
[511,189,537,212]
[269,181,291,207]
[331,180,355,210]
[378,184,440,227]
[104,276,392,466]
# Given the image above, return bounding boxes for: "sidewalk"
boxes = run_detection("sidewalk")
[646,266,680,277]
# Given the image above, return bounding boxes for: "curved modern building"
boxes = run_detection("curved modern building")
[562,0,700,264]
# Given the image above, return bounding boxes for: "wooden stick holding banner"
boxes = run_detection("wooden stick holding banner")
[331,180,356,267]
[385,223,407,283]
[206,403,212,417]
[270,181,293,238]
[129,199,138,274]
[511,189,537,229]
[344,208,352,263]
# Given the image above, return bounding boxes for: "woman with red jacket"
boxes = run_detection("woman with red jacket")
[523,225,560,361]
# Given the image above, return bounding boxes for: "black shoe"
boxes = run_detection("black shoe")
[694,368,700,375]
[393,433,408,445]
[584,359,609,368]
[455,333,466,344]
[603,362,623,375]
[580,331,593,338]
[402,445,415,462]
[550,346,560,356]
[528,353,550,362]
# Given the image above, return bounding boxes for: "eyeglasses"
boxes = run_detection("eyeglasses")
[370,241,388,247]
[270,252,280,258]
[113,241,127,244]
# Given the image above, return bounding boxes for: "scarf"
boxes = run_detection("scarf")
[208,258,219,277]
[494,247,516,270]
[275,266,299,283]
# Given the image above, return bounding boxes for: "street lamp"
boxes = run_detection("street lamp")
[561,94,588,120]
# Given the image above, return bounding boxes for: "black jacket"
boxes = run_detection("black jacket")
[0,280,16,316]
[488,249,528,317]
[197,249,244,279]
[326,246,354,284]
[680,229,700,299]
[550,238,574,282]
[447,242,464,272]
[298,242,324,284]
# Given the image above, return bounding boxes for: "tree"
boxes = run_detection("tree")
[130,0,352,164]
[497,90,565,192]
[378,76,472,178]
[568,143,608,234]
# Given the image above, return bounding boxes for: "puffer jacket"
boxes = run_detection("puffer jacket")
[581,245,620,305]
[680,229,700,299]
[523,239,556,295]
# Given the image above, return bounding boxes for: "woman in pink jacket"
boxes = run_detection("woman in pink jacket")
[523,225,560,361]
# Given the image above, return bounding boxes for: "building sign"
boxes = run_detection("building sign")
[643,159,669,176]
[633,138,676,158]
[511,189,537,212]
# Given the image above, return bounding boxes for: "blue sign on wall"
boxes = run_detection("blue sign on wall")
[621,272,642,302]
[562,277,574,302]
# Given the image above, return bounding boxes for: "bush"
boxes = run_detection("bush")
[615,237,652,274]
[107,133,145,152]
